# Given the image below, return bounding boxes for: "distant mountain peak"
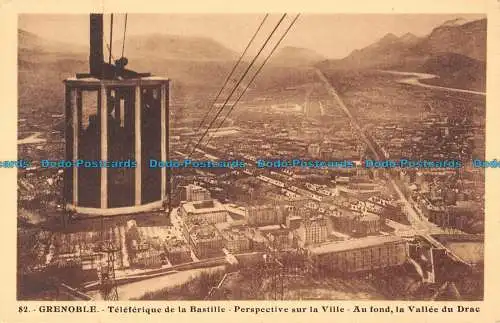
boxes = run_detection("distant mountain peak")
[18,28,86,54]
[270,46,325,67]
[281,45,306,51]
[400,32,419,43]
[379,33,399,43]
[115,33,238,61]
[440,17,469,27]
[18,29,35,37]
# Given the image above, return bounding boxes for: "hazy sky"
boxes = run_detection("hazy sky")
[19,13,485,58]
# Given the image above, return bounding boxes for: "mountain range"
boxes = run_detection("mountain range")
[19,29,325,66]
[18,29,323,85]
[18,17,487,117]
[268,46,325,67]
[118,33,238,61]
[17,29,321,118]
[318,18,486,92]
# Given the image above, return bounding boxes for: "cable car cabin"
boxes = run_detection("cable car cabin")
[63,14,171,216]
[64,77,170,216]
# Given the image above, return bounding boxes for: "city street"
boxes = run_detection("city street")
[316,68,442,236]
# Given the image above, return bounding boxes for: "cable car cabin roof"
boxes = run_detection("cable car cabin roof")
[64,76,170,89]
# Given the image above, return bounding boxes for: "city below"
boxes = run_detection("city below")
[17,14,486,301]
[17,69,485,300]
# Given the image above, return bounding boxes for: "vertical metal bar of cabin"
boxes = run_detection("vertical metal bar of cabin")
[116,90,122,125]
[100,84,108,208]
[135,84,142,205]
[119,97,125,128]
[77,90,83,135]
[161,84,166,200]
[166,81,171,213]
[72,88,79,206]
[64,84,72,209]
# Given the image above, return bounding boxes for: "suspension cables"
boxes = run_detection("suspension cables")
[192,14,269,138]
[109,13,114,64]
[121,14,128,58]
[188,13,288,158]
[104,14,128,63]
[205,14,301,146]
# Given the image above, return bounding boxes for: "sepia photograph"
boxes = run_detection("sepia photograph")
[16,13,486,302]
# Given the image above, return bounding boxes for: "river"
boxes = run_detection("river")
[377,70,486,96]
